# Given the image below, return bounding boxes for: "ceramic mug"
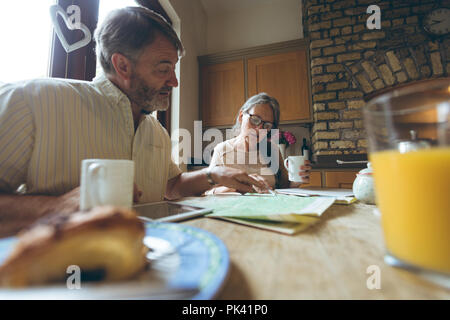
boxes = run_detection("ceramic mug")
[283,156,306,183]
[80,159,134,211]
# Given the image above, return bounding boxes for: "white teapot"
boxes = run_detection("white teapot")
[352,162,376,205]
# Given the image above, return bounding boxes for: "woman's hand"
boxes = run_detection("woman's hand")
[209,166,268,194]
[248,173,271,193]
[288,160,312,187]
[299,160,312,185]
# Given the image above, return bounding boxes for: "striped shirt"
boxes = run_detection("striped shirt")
[0,75,181,203]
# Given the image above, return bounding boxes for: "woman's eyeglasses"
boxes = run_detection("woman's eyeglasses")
[245,112,275,130]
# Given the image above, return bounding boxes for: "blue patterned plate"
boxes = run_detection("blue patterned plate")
[0,222,230,300]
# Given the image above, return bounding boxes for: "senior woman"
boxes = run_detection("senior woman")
[207,93,311,194]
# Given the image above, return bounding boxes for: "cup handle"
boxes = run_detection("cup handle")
[87,163,106,207]
[284,158,289,170]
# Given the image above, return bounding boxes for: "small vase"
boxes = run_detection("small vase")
[279,144,287,159]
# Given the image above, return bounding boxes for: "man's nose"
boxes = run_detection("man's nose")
[167,70,178,87]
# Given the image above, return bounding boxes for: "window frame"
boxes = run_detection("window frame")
[48,0,171,130]
[49,0,99,80]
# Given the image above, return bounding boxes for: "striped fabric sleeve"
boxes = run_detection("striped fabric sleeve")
[167,133,182,179]
[168,157,182,179]
[155,117,181,180]
[0,84,35,193]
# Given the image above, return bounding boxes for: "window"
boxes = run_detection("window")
[0,0,55,83]
[98,0,137,26]
[49,0,99,80]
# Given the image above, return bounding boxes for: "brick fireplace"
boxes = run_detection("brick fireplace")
[302,0,450,160]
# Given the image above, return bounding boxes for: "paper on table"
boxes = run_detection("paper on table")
[178,194,335,223]
[332,197,357,205]
[276,187,354,197]
[214,216,314,235]
[275,187,356,204]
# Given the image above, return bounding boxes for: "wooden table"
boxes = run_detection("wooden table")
[183,202,450,299]
[0,202,448,299]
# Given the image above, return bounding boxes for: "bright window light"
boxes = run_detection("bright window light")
[0,1,55,83]
[97,0,137,27]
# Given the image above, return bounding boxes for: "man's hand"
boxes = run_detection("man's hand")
[165,166,270,200]
[51,187,80,214]
[209,166,268,194]
[0,187,81,237]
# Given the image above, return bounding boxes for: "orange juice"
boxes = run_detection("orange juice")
[370,147,450,274]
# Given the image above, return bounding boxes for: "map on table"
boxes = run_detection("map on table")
[178,194,335,224]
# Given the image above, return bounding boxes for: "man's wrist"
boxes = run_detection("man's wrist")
[206,167,217,186]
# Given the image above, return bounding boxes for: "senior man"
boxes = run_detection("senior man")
[0,7,267,229]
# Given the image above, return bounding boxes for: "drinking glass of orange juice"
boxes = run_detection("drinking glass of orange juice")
[364,78,450,287]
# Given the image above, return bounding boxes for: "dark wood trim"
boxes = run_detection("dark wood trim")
[157,107,171,134]
[136,0,172,25]
[49,0,99,80]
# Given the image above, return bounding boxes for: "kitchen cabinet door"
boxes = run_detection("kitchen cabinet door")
[324,171,358,189]
[201,60,245,127]
[300,170,322,187]
[247,50,311,122]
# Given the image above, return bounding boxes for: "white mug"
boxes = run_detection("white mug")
[80,159,134,211]
[283,156,306,183]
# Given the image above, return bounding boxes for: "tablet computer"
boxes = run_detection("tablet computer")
[133,201,212,223]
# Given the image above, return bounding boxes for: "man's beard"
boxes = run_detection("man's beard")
[129,73,171,113]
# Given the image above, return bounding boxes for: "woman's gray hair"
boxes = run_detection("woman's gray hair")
[94,6,185,75]
[232,93,281,135]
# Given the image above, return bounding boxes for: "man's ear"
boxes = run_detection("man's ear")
[110,53,133,81]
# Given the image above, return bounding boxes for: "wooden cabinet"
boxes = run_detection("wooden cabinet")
[199,40,312,128]
[300,170,322,187]
[298,170,359,189]
[200,60,245,127]
[324,171,358,189]
[247,51,311,122]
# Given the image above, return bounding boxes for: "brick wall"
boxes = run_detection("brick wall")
[303,0,450,158]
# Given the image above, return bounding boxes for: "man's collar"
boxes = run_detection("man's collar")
[92,73,130,107]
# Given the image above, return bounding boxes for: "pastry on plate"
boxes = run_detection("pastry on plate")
[0,206,147,287]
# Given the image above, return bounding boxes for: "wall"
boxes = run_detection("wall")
[303,0,450,159]
[279,124,311,157]
[201,0,310,157]
[165,0,207,170]
[205,0,303,54]
[168,0,310,166]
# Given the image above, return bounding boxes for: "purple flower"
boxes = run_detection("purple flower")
[283,131,297,146]
[272,130,296,146]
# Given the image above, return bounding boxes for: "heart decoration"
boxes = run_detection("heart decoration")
[49,4,92,54]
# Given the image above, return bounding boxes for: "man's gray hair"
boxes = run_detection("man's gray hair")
[94,6,184,75]
[232,93,281,134]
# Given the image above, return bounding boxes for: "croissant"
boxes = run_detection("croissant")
[0,206,147,287]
